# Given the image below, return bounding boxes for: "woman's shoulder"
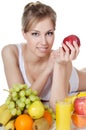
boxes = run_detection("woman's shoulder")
[2,43,25,53]
[2,44,17,54]
[1,44,19,59]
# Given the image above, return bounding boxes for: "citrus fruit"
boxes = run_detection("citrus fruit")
[14,114,33,130]
[71,112,86,128]
[43,110,53,126]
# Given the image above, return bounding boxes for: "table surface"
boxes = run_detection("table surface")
[0,121,85,130]
[50,121,85,130]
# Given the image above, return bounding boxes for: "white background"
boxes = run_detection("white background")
[0,0,86,105]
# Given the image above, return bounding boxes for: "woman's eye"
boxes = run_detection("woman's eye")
[47,32,54,36]
[32,32,39,36]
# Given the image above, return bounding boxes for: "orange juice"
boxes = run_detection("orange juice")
[56,101,72,130]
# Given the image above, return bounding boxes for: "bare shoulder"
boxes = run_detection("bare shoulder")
[1,44,18,62]
[1,44,18,60]
[1,44,17,55]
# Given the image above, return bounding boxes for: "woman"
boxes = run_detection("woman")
[1,1,86,112]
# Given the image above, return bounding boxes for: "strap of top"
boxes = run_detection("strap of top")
[16,44,31,87]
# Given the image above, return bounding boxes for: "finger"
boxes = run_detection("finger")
[62,43,71,61]
[73,41,80,56]
[70,41,80,60]
[66,41,75,51]
[62,42,70,54]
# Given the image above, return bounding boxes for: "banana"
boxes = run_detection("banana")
[0,108,12,125]
[5,119,15,130]
[0,104,8,115]
[77,91,86,97]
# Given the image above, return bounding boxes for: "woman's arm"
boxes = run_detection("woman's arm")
[27,51,56,95]
[49,62,72,112]
[1,45,25,88]
[1,45,55,94]
[76,68,86,91]
[49,41,80,112]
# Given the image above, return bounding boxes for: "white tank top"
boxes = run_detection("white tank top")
[16,44,79,100]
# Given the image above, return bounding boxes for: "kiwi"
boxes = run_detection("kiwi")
[33,117,50,130]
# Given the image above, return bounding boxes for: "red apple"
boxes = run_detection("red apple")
[74,97,86,115]
[63,34,81,53]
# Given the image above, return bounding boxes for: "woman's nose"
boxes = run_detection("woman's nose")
[41,36,47,45]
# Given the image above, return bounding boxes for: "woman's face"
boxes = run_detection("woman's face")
[23,18,55,57]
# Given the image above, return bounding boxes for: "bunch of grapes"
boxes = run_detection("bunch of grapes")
[5,84,40,116]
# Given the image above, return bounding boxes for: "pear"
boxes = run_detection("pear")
[33,117,50,130]
[28,100,45,119]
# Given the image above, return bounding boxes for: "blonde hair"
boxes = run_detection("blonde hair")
[22,1,56,32]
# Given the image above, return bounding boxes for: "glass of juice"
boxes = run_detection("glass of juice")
[56,101,72,130]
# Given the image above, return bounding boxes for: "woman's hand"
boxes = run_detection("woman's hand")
[46,40,80,73]
[55,41,80,64]
[62,40,80,59]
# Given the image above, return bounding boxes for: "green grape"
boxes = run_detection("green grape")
[12,96,18,101]
[25,98,31,105]
[10,108,17,116]
[19,90,25,97]
[13,84,20,92]
[20,97,26,103]
[20,107,24,111]
[8,101,15,109]
[18,102,25,109]
[52,113,56,120]
[16,109,22,115]
[4,84,44,117]
[44,105,49,110]
[48,108,53,114]
[5,97,11,105]
[18,84,27,90]
[9,87,14,93]
[32,90,38,95]
[11,91,17,98]
[25,88,32,96]
[26,104,31,109]
[22,84,28,89]
[29,94,39,102]
[35,96,40,101]
[16,99,20,105]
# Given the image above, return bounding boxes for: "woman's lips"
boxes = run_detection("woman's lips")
[37,47,48,52]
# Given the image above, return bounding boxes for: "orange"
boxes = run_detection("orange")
[43,110,53,126]
[14,114,33,130]
[71,112,86,128]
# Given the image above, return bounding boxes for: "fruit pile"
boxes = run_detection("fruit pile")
[65,91,86,128]
[71,96,86,128]
[0,84,56,130]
